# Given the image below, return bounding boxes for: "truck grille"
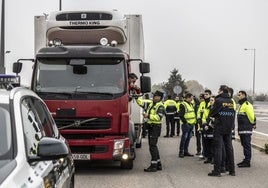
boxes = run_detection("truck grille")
[62,134,103,139]
[55,118,111,130]
[70,146,108,154]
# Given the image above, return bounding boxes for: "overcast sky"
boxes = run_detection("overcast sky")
[4,0,268,94]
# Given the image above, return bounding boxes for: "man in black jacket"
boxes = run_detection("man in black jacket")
[237,90,256,167]
[208,85,235,177]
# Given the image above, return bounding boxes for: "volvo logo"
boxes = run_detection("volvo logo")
[74,120,81,127]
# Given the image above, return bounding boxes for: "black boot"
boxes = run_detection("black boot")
[208,170,221,177]
[204,159,212,164]
[157,162,162,170]
[238,161,250,168]
[144,164,157,172]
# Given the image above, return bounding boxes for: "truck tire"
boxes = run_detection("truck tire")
[120,159,134,169]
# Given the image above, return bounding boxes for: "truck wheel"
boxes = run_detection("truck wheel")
[120,159,134,169]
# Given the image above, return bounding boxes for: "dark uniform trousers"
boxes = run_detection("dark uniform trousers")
[213,133,235,174]
[239,134,252,162]
[174,113,180,135]
[142,122,148,137]
[195,123,202,154]
[148,124,161,162]
[165,114,175,136]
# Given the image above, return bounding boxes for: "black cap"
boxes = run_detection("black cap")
[219,85,229,93]
[152,90,164,99]
[184,93,193,98]
[128,73,138,79]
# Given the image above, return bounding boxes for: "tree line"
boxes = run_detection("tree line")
[152,68,267,102]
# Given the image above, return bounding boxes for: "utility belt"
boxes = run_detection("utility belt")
[188,123,196,126]
[147,123,161,127]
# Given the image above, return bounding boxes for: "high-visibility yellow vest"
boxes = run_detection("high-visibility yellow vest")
[164,99,177,115]
[146,101,165,124]
[182,101,196,125]
[197,101,211,124]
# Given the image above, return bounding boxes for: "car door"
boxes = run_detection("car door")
[21,96,74,188]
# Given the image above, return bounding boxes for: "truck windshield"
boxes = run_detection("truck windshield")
[33,58,126,99]
[0,105,12,160]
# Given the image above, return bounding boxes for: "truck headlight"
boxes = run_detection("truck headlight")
[53,38,62,46]
[122,153,128,160]
[113,140,124,156]
[100,37,108,46]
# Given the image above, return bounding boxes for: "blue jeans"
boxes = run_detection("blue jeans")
[179,124,194,153]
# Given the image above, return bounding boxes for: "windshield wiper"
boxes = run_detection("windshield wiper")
[58,118,98,130]
[74,91,115,97]
[36,92,73,99]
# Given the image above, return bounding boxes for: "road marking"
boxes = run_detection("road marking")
[256,117,268,123]
[254,130,268,137]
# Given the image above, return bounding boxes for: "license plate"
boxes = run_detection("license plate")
[72,153,90,160]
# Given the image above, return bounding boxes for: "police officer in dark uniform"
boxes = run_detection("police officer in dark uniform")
[208,85,235,177]
[237,90,256,168]
[164,95,177,137]
[142,90,165,172]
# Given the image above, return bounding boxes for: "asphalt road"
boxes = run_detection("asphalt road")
[74,128,268,188]
[254,112,268,134]
[238,111,268,149]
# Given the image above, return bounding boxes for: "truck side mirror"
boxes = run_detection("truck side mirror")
[139,62,150,74]
[140,76,151,93]
[13,62,23,74]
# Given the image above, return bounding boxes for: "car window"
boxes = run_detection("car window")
[0,106,12,159]
[31,99,57,137]
[21,96,59,157]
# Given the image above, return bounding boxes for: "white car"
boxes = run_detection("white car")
[0,75,75,188]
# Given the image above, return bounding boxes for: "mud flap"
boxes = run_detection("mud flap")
[135,123,142,148]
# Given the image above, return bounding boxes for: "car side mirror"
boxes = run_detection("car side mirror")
[29,137,69,162]
[38,137,69,159]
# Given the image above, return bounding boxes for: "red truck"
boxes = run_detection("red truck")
[13,10,151,169]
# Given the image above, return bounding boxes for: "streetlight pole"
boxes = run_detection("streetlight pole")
[59,0,62,11]
[0,0,6,73]
[244,48,256,99]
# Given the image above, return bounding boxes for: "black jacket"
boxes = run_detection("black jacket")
[237,98,256,134]
[209,93,235,134]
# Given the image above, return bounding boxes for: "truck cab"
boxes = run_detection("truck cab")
[14,10,151,169]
